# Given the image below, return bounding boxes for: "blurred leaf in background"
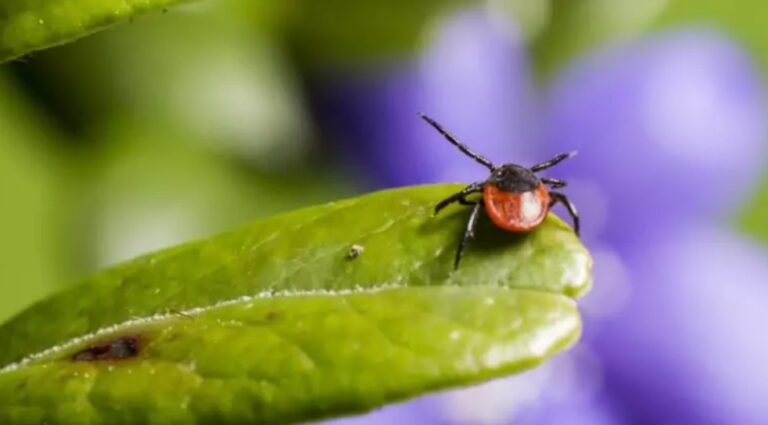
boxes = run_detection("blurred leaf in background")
[14,2,309,166]
[280,0,470,68]
[75,119,352,270]
[530,0,668,76]
[0,74,69,322]
[1,0,358,316]
[655,0,768,67]
[741,182,768,243]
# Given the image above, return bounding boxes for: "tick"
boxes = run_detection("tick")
[419,113,580,269]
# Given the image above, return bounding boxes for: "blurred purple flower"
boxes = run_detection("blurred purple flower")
[516,391,624,425]
[322,398,433,425]
[544,31,768,425]
[546,29,768,243]
[309,9,541,188]
[593,223,768,425]
[308,6,768,425]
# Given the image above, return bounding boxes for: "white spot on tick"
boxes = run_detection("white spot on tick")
[520,191,542,222]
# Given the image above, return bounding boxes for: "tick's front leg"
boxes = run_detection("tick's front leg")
[454,200,483,270]
[434,182,484,215]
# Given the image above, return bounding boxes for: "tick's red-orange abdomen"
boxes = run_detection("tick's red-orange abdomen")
[483,183,550,232]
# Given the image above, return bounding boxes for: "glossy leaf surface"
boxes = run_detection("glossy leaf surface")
[0,184,591,424]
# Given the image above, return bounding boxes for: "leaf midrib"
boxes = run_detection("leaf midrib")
[0,284,575,374]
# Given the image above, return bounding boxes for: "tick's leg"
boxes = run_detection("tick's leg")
[531,151,577,172]
[550,192,580,236]
[419,113,495,170]
[434,182,484,215]
[542,177,567,189]
[454,201,483,270]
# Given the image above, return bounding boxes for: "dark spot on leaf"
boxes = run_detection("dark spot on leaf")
[72,335,140,361]
[265,311,280,321]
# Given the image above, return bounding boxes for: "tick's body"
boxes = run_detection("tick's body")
[420,113,579,269]
[483,180,549,232]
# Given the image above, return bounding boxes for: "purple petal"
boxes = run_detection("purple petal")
[545,29,768,241]
[516,392,624,425]
[318,399,432,425]
[309,7,541,188]
[594,223,768,425]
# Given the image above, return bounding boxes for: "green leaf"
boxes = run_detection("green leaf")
[280,0,471,68]
[0,0,191,63]
[0,184,591,425]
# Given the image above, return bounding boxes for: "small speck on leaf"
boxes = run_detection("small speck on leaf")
[347,244,364,260]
